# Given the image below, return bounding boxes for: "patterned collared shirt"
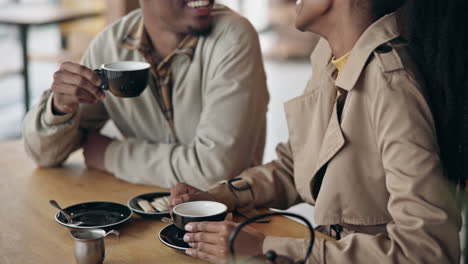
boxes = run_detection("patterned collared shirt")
[121,21,198,139]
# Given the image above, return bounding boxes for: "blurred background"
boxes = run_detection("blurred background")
[0,0,318,223]
[0,0,319,144]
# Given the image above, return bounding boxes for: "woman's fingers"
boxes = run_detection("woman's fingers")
[185,220,235,234]
[170,183,205,206]
[171,183,192,197]
[172,193,194,206]
[184,230,228,245]
[189,242,230,258]
[225,213,233,221]
[183,220,264,264]
[186,248,223,263]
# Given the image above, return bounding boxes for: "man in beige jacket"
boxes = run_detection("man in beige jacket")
[23,1,269,189]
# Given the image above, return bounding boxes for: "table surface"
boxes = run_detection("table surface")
[0,4,101,26]
[0,140,329,263]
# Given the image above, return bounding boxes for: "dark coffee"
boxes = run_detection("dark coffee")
[95,61,150,98]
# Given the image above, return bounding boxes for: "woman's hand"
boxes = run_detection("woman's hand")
[170,183,217,207]
[183,216,266,264]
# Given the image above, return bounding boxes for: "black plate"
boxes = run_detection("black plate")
[159,224,190,250]
[127,192,171,217]
[54,201,132,229]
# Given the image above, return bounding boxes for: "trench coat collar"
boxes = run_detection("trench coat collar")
[332,13,401,91]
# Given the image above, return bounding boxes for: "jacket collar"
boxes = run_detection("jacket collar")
[120,19,145,51]
[328,13,401,91]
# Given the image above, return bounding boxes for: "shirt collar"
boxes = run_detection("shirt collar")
[120,19,199,62]
[120,19,145,50]
[317,13,401,91]
[331,51,352,75]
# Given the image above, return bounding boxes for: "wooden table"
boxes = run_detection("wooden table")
[0,4,102,114]
[0,140,330,263]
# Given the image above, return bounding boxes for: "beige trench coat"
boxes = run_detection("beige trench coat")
[207,13,461,263]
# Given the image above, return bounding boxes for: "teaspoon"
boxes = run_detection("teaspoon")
[49,200,84,226]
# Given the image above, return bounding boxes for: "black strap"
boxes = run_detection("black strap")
[226,178,251,192]
[330,224,343,240]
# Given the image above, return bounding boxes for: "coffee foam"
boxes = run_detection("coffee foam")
[102,61,150,71]
[173,201,227,217]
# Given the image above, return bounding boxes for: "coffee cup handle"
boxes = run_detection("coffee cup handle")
[94,69,108,90]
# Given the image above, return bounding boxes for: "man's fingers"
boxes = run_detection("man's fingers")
[56,63,104,100]
[55,93,95,106]
[61,73,103,100]
[53,84,97,104]
[60,62,101,86]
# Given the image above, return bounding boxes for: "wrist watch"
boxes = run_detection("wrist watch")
[224,178,251,191]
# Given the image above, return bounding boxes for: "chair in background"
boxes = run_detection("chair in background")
[0,2,103,113]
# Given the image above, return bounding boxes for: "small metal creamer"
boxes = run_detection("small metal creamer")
[70,229,119,264]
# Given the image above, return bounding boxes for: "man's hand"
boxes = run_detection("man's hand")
[183,215,266,264]
[170,183,217,207]
[51,62,105,115]
[83,131,112,171]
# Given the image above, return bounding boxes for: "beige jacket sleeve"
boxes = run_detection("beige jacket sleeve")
[22,34,115,168]
[208,142,302,212]
[22,90,109,167]
[262,71,461,263]
[103,24,269,190]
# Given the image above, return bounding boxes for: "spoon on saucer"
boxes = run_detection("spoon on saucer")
[49,200,84,226]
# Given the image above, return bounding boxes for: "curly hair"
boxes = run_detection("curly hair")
[371,0,406,19]
[403,0,468,187]
[372,0,468,186]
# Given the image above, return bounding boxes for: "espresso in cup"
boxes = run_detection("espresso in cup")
[172,201,228,230]
[94,61,150,98]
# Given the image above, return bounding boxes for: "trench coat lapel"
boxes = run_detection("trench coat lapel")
[309,98,345,198]
[284,72,345,202]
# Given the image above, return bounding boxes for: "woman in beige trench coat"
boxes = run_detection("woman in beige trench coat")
[170,0,468,263]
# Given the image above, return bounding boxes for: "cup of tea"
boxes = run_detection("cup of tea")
[172,201,228,231]
[94,61,150,98]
